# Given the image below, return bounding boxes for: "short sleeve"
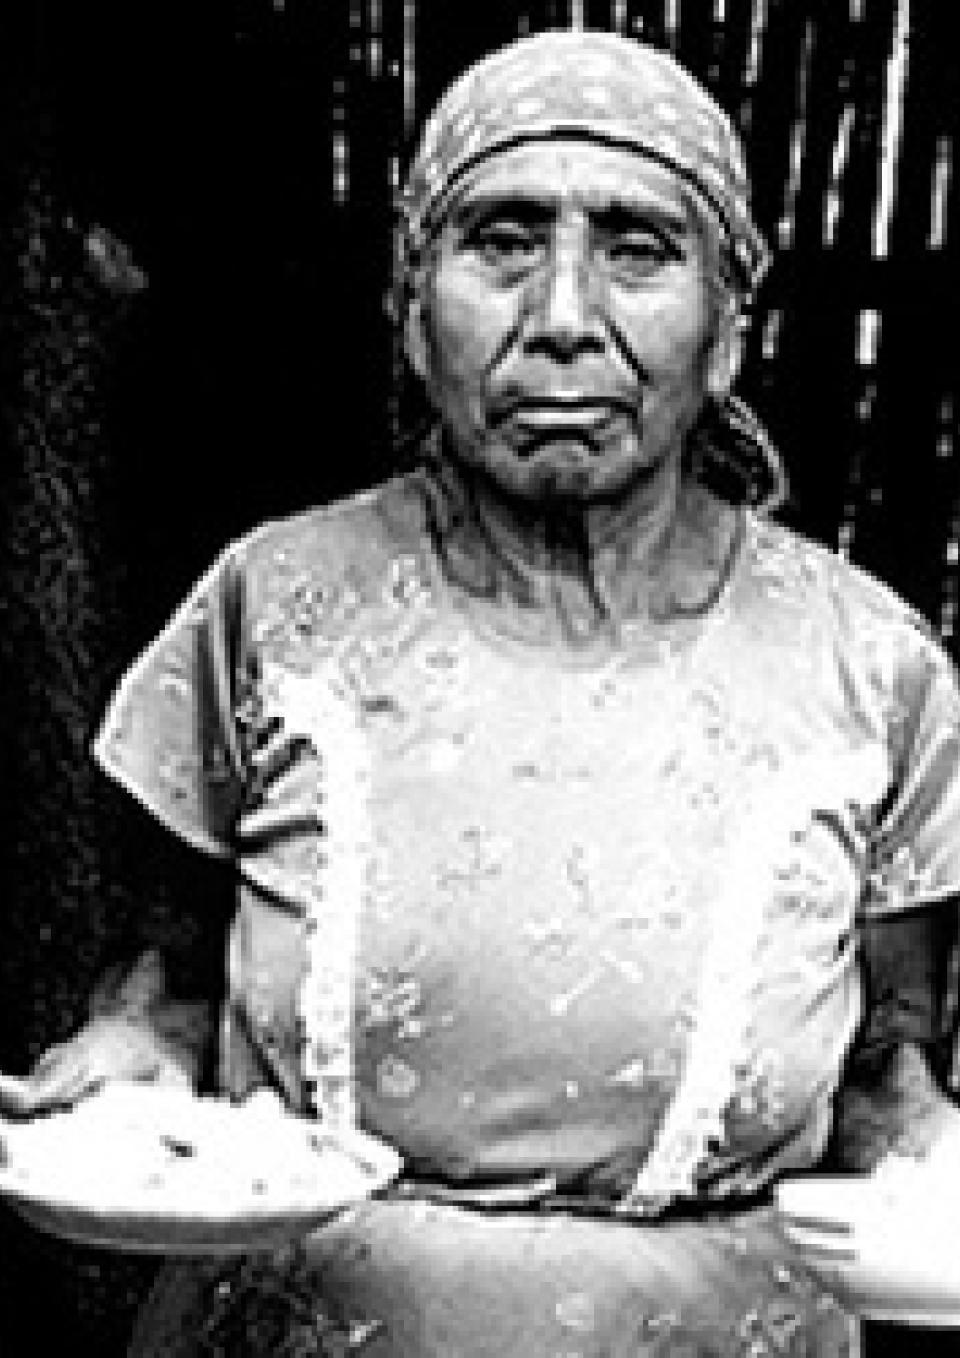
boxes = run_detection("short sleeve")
[864,624,960,917]
[92,536,253,858]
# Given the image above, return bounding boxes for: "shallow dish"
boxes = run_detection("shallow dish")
[775,1173,960,1326]
[0,1084,403,1255]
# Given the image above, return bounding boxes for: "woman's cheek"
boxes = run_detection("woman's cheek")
[626,287,710,374]
[431,294,502,390]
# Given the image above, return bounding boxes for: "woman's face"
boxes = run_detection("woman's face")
[408,140,721,506]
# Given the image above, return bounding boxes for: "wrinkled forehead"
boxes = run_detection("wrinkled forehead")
[398,31,769,295]
[443,140,695,228]
[406,32,726,220]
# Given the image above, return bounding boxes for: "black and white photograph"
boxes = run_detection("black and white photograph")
[1,3,958,1354]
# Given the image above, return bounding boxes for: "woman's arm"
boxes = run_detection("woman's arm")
[83,949,212,1087]
[8,793,236,1113]
[12,949,219,1115]
[830,902,960,1171]
[91,784,236,1090]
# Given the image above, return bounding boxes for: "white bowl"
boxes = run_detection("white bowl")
[775,1173,960,1325]
[0,1085,403,1255]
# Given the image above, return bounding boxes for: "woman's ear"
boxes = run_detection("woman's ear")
[403,295,431,386]
[705,300,746,403]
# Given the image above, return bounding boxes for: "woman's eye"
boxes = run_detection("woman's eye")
[470,227,538,264]
[605,236,675,273]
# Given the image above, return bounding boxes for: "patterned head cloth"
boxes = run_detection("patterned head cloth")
[393,30,787,514]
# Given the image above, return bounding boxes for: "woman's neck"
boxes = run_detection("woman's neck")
[420,447,742,647]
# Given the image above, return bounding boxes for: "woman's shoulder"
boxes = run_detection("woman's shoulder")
[744,510,953,687]
[746,511,932,640]
[216,471,431,595]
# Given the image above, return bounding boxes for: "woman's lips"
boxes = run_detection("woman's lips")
[501,401,630,429]
[496,396,630,420]
[498,403,636,457]
[515,407,612,423]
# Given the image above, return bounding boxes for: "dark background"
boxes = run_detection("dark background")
[0,1,957,1352]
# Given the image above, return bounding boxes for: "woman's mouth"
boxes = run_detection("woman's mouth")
[497,400,635,454]
[510,403,619,427]
[492,393,637,429]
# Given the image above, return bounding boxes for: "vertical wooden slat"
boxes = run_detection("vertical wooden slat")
[927,134,951,251]
[402,0,417,138]
[752,1,844,237]
[822,9,872,259]
[936,392,960,646]
[332,0,350,209]
[855,306,882,370]
[838,307,883,558]
[385,0,404,450]
[742,0,768,88]
[776,18,815,251]
[871,0,910,259]
[349,0,363,62]
[761,309,783,363]
[610,0,629,34]
[368,0,383,79]
[664,0,680,52]
[707,0,726,86]
[333,116,349,206]
[822,102,857,246]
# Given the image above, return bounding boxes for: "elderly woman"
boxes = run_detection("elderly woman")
[8,29,960,1358]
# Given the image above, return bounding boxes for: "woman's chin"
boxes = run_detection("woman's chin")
[477,441,660,502]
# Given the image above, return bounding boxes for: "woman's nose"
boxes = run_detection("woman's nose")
[528,244,604,358]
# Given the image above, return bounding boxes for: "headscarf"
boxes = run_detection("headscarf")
[392,30,788,516]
